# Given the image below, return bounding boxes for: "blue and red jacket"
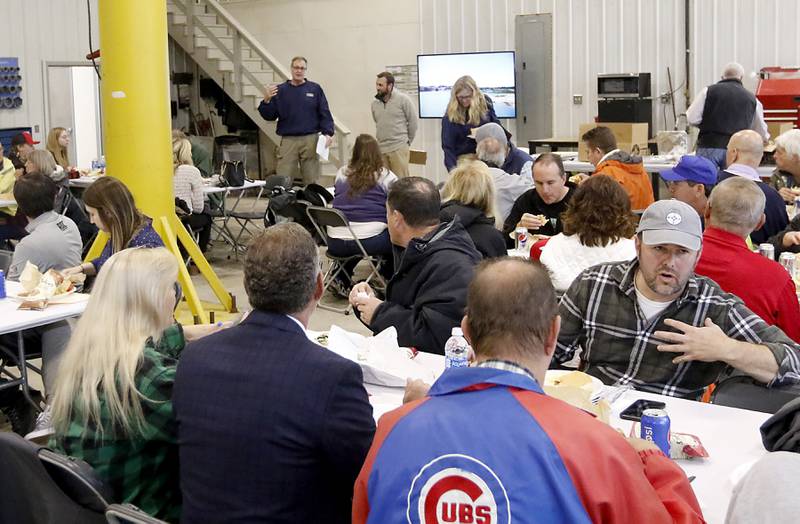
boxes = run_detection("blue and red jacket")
[353,367,704,524]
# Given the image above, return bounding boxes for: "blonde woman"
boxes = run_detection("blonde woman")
[51,248,227,521]
[46,127,71,170]
[24,149,64,183]
[173,138,211,252]
[441,75,504,171]
[440,161,505,258]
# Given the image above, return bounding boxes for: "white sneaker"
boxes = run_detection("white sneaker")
[25,405,54,441]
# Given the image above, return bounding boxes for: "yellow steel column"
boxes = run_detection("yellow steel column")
[96,0,234,322]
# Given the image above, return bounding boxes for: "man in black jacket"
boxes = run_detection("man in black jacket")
[350,177,482,354]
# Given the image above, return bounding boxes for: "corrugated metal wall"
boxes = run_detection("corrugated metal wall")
[417,0,800,179]
[0,0,99,138]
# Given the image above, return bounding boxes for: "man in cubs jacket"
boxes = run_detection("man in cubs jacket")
[353,258,703,524]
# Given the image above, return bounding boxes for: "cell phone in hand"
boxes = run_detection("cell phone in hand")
[620,399,666,421]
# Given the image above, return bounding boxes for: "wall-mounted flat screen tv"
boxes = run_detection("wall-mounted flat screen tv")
[417,51,516,119]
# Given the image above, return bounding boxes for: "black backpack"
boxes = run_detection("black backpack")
[220,160,248,187]
[264,184,333,244]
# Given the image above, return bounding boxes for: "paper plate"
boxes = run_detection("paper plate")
[7,288,76,303]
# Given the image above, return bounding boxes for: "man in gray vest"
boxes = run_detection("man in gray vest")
[686,62,769,169]
[371,71,418,178]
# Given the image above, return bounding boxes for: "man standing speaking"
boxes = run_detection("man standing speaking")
[372,71,418,178]
[259,56,334,185]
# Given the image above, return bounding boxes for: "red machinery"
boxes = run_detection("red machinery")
[757,67,800,129]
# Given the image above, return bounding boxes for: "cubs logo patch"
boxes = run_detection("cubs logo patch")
[406,454,510,524]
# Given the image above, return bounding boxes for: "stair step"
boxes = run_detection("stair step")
[168,12,219,27]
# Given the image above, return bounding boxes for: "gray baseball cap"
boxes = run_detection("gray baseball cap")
[473,122,508,146]
[635,199,702,251]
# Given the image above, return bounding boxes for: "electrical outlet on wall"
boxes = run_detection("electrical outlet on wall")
[659,92,672,104]
[573,94,583,105]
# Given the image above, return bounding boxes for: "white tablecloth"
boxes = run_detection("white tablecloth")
[363,351,769,524]
[0,281,89,335]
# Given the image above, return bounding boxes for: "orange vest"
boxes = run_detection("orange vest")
[594,160,655,211]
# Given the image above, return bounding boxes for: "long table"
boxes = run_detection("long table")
[362,351,769,524]
[0,281,89,406]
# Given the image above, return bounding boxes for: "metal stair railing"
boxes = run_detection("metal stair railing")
[170,0,351,166]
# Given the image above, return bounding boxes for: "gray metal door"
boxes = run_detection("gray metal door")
[515,14,553,142]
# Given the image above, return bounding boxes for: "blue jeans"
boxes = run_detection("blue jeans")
[696,148,727,170]
[326,229,394,285]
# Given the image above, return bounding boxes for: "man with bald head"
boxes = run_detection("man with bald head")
[695,177,800,342]
[353,258,703,523]
[717,129,788,244]
[687,62,769,169]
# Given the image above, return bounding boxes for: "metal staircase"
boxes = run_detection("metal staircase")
[166,0,351,170]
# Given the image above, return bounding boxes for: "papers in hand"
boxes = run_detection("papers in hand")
[325,325,436,387]
[316,134,330,161]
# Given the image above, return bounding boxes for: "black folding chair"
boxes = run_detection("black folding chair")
[0,432,107,523]
[229,174,291,249]
[305,206,388,315]
[711,375,800,414]
[106,504,168,524]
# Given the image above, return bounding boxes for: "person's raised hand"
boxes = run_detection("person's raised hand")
[263,84,279,102]
[654,318,731,365]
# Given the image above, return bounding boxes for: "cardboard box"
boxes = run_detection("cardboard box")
[768,122,794,141]
[578,122,649,162]
[409,149,427,165]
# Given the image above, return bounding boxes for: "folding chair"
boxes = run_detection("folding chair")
[106,504,168,524]
[229,174,291,249]
[0,432,107,523]
[711,375,800,414]
[305,206,388,315]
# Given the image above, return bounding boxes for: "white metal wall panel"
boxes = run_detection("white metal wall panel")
[0,0,99,138]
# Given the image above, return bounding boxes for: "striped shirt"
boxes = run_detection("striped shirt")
[555,259,800,399]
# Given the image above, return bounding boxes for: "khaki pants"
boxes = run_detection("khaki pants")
[277,133,320,185]
[382,145,410,178]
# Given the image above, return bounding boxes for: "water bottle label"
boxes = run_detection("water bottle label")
[446,355,469,368]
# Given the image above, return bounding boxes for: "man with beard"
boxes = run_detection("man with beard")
[554,199,800,399]
[371,71,418,178]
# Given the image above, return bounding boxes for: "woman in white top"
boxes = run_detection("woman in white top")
[533,174,637,292]
[173,138,211,252]
[328,134,397,296]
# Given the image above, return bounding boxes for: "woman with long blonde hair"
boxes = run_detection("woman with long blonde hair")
[441,75,504,171]
[51,248,182,519]
[172,137,211,252]
[46,127,70,170]
[440,161,505,258]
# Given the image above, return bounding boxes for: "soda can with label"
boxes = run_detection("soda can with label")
[515,227,529,251]
[758,243,775,261]
[780,252,795,276]
[640,408,671,457]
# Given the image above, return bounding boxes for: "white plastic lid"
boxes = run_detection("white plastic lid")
[451,327,463,336]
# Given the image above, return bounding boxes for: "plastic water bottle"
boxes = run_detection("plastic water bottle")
[444,327,470,369]
[0,270,6,299]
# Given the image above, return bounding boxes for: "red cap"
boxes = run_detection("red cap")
[22,131,39,145]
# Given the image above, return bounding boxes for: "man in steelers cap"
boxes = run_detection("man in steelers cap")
[554,199,800,399]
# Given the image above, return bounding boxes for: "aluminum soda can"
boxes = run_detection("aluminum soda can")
[515,227,529,251]
[758,243,775,261]
[0,270,5,299]
[780,252,795,276]
[640,408,671,456]
[794,197,800,218]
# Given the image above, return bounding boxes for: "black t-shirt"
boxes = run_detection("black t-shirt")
[502,182,577,247]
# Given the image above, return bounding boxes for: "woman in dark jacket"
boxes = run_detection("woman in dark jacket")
[440,161,506,259]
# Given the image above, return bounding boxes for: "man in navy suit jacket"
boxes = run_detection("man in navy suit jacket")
[174,223,376,523]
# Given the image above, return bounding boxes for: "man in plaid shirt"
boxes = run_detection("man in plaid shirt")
[555,199,800,399]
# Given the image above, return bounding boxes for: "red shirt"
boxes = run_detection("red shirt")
[695,226,800,342]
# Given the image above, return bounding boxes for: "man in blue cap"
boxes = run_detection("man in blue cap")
[659,155,717,223]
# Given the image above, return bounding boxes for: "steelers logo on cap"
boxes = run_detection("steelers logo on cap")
[666,212,682,226]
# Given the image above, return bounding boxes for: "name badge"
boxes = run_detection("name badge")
[306,93,315,98]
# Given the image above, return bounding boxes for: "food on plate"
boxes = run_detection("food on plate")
[548,370,593,388]
[16,262,84,299]
[569,173,588,185]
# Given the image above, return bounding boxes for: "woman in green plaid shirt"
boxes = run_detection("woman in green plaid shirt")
[49,248,190,521]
